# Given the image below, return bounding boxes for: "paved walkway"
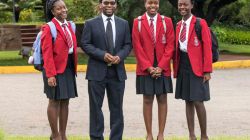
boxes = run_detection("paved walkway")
[0,69,250,137]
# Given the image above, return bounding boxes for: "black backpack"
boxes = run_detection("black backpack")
[195,18,219,63]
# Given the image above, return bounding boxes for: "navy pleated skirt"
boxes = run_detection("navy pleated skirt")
[42,54,78,100]
[136,49,173,96]
[175,51,210,101]
[136,75,173,95]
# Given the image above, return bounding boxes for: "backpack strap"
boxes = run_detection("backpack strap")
[161,15,167,33]
[68,21,76,33]
[47,21,57,42]
[138,15,167,33]
[195,17,202,41]
[137,16,142,32]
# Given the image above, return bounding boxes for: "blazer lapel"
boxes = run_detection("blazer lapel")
[52,18,67,44]
[188,16,196,43]
[141,14,153,40]
[114,16,119,49]
[67,23,77,48]
[156,14,163,44]
[176,21,181,46]
[96,16,109,48]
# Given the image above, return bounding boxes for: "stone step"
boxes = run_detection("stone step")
[22,42,34,47]
[20,28,40,34]
[21,33,38,38]
[21,37,36,43]
[20,25,37,29]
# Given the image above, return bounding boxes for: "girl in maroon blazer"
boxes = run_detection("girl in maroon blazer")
[132,0,175,139]
[174,0,212,140]
[41,0,78,139]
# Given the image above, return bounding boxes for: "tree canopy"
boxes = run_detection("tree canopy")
[1,0,250,27]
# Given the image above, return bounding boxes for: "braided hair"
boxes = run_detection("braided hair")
[46,0,61,21]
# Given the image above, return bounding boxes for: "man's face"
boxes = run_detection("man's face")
[100,0,117,17]
[145,0,159,17]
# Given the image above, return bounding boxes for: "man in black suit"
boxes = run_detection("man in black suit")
[81,0,132,139]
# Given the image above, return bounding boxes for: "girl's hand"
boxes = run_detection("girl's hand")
[203,73,211,83]
[147,67,156,75]
[48,77,57,87]
[152,67,162,79]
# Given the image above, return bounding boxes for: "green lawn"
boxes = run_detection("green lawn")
[0,43,249,66]
[0,51,136,66]
[220,43,250,55]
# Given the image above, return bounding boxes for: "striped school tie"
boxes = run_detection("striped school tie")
[180,22,186,42]
[62,23,73,48]
[150,18,156,45]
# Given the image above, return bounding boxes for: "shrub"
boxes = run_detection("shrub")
[212,25,250,45]
[19,8,33,22]
[237,1,250,26]
[0,11,12,23]
[66,0,98,22]
[18,8,44,22]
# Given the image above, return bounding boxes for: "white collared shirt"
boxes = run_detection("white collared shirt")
[54,18,74,54]
[179,15,193,52]
[102,13,116,47]
[146,12,157,38]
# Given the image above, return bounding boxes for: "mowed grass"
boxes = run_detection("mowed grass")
[0,51,91,66]
[0,51,136,66]
[0,43,250,66]
[220,43,250,55]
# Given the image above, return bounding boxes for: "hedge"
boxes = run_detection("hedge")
[212,26,250,45]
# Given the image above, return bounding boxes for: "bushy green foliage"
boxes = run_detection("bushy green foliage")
[0,0,44,23]
[66,0,98,22]
[212,25,250,45]
[237,0,250,26]
[117,0,179,27]
[0,11,12,23]
[219,0,250,26]
[19,8,33,22]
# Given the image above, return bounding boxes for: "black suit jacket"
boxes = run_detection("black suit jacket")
[81,15,132,81]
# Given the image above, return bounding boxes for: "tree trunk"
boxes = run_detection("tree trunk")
[42,0,49,22]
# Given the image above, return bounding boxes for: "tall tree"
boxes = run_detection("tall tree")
[42,0,47,21]
[168,0,238,26]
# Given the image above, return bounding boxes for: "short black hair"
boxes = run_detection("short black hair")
[144,0,160,3]
[46,0,61,21]
[99,0,117,3]
[178,0,195,4]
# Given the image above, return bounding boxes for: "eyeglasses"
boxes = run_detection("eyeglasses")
[103,1,116,5]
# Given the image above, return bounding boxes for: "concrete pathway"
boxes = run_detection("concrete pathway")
[0,69,250,137]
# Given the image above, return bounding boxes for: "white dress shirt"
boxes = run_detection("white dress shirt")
[55,18,74,54]
[102,13,116,47]
[146,12,157,38]
[179,15,193,52]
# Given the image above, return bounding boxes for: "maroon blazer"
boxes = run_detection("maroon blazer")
[41,18,78,78]
[173,16,212,78]
[132,13,175,76]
